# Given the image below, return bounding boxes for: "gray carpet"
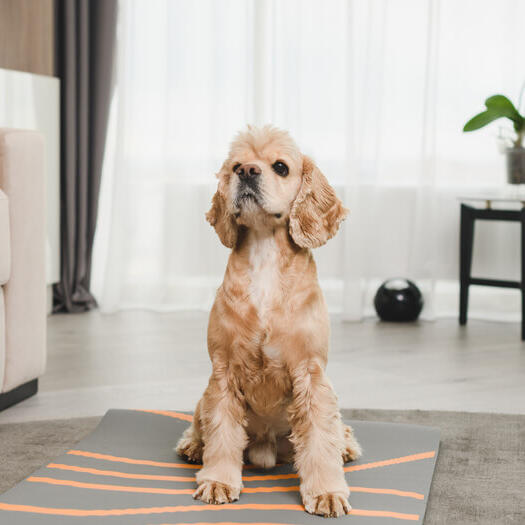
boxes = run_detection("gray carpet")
[0,409,523,524]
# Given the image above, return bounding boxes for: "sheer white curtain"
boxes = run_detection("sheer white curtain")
[93,0,525,320]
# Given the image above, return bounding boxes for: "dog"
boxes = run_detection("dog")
[176,125,361,517]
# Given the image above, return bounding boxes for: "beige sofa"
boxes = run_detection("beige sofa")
[0,129,46,411]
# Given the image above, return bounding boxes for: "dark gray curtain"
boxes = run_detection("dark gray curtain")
[53,0,118,313]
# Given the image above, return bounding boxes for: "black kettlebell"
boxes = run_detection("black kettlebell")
[374,278,423,322]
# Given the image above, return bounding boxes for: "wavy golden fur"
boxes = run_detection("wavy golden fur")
[176,125,361,517]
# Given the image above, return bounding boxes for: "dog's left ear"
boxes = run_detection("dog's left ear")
[289,156,348,249]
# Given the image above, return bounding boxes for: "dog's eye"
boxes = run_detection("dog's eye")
[272,161,289,177]
[232,163,241,173]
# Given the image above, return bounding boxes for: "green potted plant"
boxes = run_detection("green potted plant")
[463,94,525,184]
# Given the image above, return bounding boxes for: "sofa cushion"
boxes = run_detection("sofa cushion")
[0,129,46,393]
[0,189,10,285]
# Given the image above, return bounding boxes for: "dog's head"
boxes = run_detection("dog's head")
[206,125,348,249]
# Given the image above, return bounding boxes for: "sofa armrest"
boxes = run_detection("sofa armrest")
[0,129,46,393]
[0,189,9,285]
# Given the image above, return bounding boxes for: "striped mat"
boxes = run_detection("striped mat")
[0,409,440,524]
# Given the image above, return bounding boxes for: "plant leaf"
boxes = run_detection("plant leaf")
[485,95,524,127]
[463,110,504,132]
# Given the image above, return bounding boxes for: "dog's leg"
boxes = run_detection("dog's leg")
[175,399,204,463]
[289,360,350,518]
[342,423,362,463]
[193,372,248,505]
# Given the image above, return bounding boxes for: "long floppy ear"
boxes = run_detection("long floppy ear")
[206,177,238,249]
[289,156,348,249]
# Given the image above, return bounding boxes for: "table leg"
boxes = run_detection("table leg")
[459,204,474,326]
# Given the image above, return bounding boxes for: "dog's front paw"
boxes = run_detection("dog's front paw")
[193,480,240,504]
[175,435,203,463]
[303,492,351,517]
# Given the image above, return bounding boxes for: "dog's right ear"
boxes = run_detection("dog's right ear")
[206,170,238,249]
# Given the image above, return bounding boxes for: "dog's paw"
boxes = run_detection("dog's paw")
[342,424,362,463]
[175,436,203,464]
[304,492,351,518]
[193,480,240,504]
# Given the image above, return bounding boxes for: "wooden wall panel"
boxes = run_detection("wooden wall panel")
[0,0,56,76]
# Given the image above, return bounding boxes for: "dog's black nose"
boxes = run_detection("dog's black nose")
[236,163,261,181]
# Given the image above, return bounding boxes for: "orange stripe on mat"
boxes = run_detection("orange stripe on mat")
[344,451,436,473]
[0,502,419,520]
[242,473,297,481]
[47,464,195,482]
[29,477,298,495]
[27,477,195,495]
[52,461,295,482]
[67,450,201,469]
[243,486,298,494]
[46,464,276,481]
[65,450,275,471]
[351,509,419,520]
[42,467,423,499]
[349,486,424,500]
[136,410,194,422]
[0,503,304,516]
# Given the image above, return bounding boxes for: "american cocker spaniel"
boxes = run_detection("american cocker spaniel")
[176,125,361,517]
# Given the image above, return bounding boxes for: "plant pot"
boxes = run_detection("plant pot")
[506,147,525,184]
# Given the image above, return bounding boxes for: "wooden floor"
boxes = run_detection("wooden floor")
[1,311,524,423]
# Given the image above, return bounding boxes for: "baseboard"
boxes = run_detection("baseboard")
[0,379,38,412]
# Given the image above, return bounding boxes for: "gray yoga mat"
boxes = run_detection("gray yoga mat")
[0,409,440,524]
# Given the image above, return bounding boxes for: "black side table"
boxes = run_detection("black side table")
[459,200,525,340]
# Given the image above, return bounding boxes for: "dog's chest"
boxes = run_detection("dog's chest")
[247,236,281,319]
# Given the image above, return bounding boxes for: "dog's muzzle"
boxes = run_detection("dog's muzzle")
[234,163,262,208]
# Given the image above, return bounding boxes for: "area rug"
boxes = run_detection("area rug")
[0,409,439,524]
[1,409,523,524]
